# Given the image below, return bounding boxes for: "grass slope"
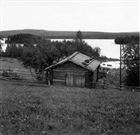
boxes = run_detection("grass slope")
[0,57,35,80]
[0,29,139,39]
[0,80,140,135]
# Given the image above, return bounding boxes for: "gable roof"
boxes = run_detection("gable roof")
[44,51,101,72]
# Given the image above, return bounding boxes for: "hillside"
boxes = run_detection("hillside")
[0,57,35,81]
[0,80,140,134]
[0,29,139,39]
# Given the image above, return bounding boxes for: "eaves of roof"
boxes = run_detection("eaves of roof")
[44,51,101,72]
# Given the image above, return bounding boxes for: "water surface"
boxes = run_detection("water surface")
[51,39,120,59]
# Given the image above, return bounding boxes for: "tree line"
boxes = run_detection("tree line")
[115,36,139,87]
[2,32,139,86]
[2,31,101,72]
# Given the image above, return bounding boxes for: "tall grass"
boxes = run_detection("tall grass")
[0,81,140,135]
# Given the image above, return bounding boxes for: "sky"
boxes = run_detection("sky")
[0,0,139,58]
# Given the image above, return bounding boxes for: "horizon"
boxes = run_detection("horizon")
[0,29,139,33]
[1,1,139,58]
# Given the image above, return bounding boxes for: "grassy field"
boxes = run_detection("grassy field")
[0,80,140,135]
[0,57,35,80]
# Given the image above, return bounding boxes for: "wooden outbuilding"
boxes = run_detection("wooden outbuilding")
[44,52,101,88]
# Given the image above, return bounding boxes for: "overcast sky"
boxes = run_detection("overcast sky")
[0,0,139,58]
[1,0,139,32]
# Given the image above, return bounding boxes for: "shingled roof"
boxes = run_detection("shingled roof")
[44,51,101,72]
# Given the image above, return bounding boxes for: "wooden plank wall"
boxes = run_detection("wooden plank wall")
[66,72,73,86]
[55,61,87,71]
[85,72,93,88]
[73,74,85,87]
[51,61,97,88]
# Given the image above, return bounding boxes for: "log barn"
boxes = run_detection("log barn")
[44,52,101,88]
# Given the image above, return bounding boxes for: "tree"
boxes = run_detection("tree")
[0,38,4,57]
[75,30,83,43]
[20,41,60,73]
[4,33,101,74]
[0,40,2,56]
[93,47,101,58]
[5,44,21,58]
[115,36,139,86]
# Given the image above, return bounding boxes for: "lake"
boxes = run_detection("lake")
[51,39,120,59]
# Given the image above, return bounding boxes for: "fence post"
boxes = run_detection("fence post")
[9,67,11,81]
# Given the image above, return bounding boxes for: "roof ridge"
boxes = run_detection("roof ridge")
[68,51,79,60]
[44,51,79,70]
[44,51,101,71]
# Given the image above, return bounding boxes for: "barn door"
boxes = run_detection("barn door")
[66,72,85,87]
[66,72,74,86]
[74,74,85,87]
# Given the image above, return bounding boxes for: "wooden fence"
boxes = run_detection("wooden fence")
[0,66,47,86]
[0,66,139,91]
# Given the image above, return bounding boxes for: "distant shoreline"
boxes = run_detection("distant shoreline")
[0,29,139,39]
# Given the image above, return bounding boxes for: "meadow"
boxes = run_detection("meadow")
[0,80,140,135]
[0,58,35,81]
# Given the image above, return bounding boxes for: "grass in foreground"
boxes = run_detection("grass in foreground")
[0,81,140,135]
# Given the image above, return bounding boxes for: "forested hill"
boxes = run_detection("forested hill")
[0,29,139,39]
